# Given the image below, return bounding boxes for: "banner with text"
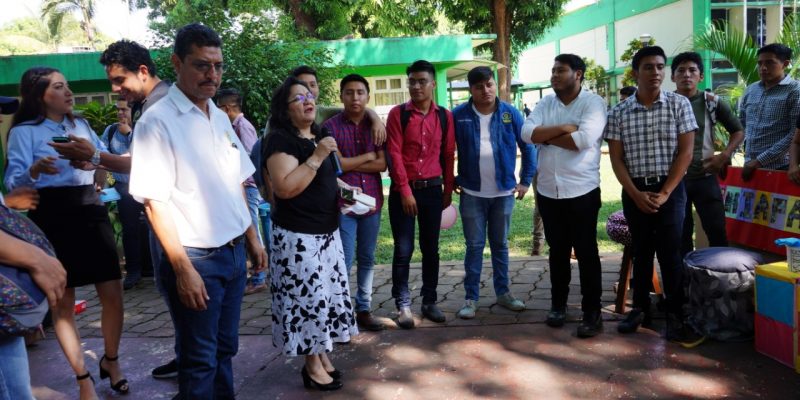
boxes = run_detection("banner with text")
[720,167,800,255]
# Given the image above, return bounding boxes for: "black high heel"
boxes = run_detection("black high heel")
[99,354,129,394]
[328,369,342,380]
[301,366,343,391]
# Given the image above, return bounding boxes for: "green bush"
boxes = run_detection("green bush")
[74,101,116,136]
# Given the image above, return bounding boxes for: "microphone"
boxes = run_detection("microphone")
[317,128,343,176]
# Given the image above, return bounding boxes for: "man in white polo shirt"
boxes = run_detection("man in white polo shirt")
[522,54,607,338]
[129,23,266,399]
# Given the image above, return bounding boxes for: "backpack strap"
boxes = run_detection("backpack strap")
[705,91,719,128]
[106,124,118,155]
[400,103,411,132]
[437,107,448,173]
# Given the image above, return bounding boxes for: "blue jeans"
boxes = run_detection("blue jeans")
[115,182,148,279]
[622,179,687,315]
[244,186,265,286]
[681,175,728,257]
[0,336,33,400]
[159,239,247,400]
[459,193,514,301]
[339,212,381,312]
[389,186,442,308]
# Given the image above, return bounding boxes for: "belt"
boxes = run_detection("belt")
[225,235,245,247]
[409,177,443,190]
[632,175,667,186]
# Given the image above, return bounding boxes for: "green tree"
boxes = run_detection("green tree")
[582,57,608,99]
[149,0,341,129]
[440,0,568,101]
[0,15,111,55]
[270,0,438,40]
[41,0,99,49]
[619,36,655,87]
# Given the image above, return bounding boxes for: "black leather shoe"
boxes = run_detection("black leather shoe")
[576,310,603,338]
[301,366,342,391]
[421,304,446,323]
[617,308,646,334]
[396,307,415,329]
[545,308,566,328]
[356,311,385,331]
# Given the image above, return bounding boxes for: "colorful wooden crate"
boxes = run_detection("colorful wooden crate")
[755,262,800,372]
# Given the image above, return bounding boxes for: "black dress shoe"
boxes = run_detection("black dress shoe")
[576,310,603,338]
[301,367,342,391]
[356,311,385,331]
[421,304,445,323]
[617,308,648,334]
[545,308,566,328]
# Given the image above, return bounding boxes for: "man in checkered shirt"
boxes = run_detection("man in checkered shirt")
[739,43,800,181]
[604,46,705,347]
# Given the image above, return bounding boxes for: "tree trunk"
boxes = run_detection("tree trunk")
[288,0,318,37]
[491,0,511,101]
[80,8,96,49]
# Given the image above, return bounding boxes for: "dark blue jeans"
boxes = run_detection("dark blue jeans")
[537,188,602,313]
[622,180,687,315]
[159,239,247,400]
[681,175,728,257]
[389,186,442,308]
[115,182,148,279]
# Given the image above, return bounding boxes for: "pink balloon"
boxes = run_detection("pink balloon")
[440,204,458,229]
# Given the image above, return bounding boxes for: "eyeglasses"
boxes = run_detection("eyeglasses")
[407,79,430,88]
[288,92,316,104]
[191,62,225,74]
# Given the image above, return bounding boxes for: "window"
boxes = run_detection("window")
[373,76,409,106]
[73,93,110,105]
[747,8,767,47]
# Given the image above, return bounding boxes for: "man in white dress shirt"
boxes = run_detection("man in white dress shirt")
[522,54,607,338]
[128,23,266,399]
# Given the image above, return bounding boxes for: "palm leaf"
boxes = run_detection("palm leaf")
[695,20,758,84]
[777,12,800,79]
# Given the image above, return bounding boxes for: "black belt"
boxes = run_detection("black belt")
[409,177,442,189]
[225,235,245,247]
[632,175,667,186]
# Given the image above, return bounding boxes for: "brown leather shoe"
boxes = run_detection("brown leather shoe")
[356,311,385,331]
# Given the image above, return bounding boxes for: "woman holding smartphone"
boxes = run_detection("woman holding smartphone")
[4,67,128,400]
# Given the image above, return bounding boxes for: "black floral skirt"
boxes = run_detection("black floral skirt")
[270,224,358,356]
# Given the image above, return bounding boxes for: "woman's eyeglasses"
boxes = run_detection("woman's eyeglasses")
[289,93,316,104]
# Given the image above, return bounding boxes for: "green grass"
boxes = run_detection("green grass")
[373,153,624,264]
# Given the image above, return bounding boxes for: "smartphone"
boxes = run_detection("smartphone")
[52,136,70,143]
[339,187,355,202]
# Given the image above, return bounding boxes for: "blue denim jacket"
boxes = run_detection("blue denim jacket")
[452,99,536,192]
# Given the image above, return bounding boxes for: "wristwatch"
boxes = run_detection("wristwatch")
[90,148,102,166]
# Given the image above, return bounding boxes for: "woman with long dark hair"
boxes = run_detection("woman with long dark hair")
[263,76,357,391]
[4,67,128,399]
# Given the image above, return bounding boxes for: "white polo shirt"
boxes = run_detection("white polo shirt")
[522,89,606,199]
[129,85,255,248]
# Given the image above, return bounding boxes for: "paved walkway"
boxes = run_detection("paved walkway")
[27,254,800,399]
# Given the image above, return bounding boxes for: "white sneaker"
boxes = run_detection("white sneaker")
[457,300,477,319]
[496,293,525,311]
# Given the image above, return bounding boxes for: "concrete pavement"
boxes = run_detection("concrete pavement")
[27,253,800,399]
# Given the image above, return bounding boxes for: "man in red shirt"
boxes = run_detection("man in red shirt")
[386,60,455,328]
